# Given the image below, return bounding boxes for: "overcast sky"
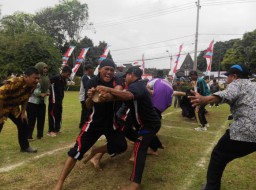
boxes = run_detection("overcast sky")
[1,0,256,69]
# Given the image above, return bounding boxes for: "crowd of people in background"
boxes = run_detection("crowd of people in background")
[0,60,255,190]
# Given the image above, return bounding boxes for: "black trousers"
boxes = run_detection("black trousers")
[79,101,90,129]
[130,129,159,184]
[174,96,181,108]
[48,103,62,132]
[198,105,208,126]
[27,102,46,138]
[8,114,30,150]
[205,129,256,190]
[68,126,127,160]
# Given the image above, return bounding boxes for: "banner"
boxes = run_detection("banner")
[204,40,214,74]
[62,46,76,67]
[172,44,183,74]
[70,47,90,80]
[94,45,111,75]
[98,45,111,64]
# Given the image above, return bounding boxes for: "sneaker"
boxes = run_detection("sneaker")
[195,127,207,131]
[21,146,37,153]
[205,123,210,128]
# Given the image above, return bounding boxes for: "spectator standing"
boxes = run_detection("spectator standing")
[0,67,39,153]
[27,62,50,140]
[172,79,182,108]
[78,64,95,129]
[189,71,210,131]
[48,66,72,137]
[203,76,210,91]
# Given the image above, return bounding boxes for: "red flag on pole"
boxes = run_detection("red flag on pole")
[70,47,90,80]
[173,44,183,74]
[204,40,214,73]
[62,46,76,67]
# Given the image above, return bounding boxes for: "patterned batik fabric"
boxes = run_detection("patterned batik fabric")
[0,77,35,123]
[214,79,256,143]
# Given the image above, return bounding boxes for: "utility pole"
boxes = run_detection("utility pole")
[193,0,201,70]
[166,50,173,71]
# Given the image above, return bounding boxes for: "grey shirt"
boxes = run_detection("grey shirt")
[214,79,256,143]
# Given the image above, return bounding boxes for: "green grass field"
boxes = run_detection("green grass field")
[0,91,256,190]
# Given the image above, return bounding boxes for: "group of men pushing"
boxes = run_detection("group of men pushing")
[1,58,255,190]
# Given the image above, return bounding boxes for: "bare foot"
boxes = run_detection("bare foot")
[129,156,134,162]
[83,147,97,164]
[90,154,103,170]
[147,148,159,156]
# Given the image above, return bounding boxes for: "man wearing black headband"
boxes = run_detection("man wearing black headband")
[54,59,127,190]
[189,64,256,190]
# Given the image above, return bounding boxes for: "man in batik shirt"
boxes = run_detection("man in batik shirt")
[189,64,256,190]
[0,67,39,153]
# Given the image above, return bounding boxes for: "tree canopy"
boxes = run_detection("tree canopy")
[222,30,256,72]
[34,0,90,47]
[0,13,61,78]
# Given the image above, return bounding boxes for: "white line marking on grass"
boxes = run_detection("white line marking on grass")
[162,110,180,119]
[0,145,73,173]
[162,124,216,134]
[0,135,107,173]
[180,120,229,190]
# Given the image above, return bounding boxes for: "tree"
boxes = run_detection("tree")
[0,13,61,78]
[222,29,256,72]
[34,0,91,47]
[197,39,239,71]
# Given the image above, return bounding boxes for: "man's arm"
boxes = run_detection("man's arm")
[96,86,134,101]
[173,91,186,96]
[109,88,134,101]
[188,91,221,107]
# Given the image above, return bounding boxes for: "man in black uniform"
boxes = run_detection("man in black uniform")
[78,64,95,129]
[54,59,127,190]
[48,66,72,136]
[94,66,161,190]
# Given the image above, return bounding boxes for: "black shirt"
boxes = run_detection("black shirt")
[49,75,67,104]
[126,80,161,130]
[85,75,122,130]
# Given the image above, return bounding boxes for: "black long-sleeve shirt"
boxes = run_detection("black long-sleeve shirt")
[49,75,67,104]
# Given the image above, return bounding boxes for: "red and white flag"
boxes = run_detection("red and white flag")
[204,40,214,73]
[172,44,183,74]
[70,47,90,80]
[98,45,111,64]
[62,46,76,67]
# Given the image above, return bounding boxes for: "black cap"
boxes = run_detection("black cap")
[99,59,116,69]
[126,66,143,78]
[224,64,250,78]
